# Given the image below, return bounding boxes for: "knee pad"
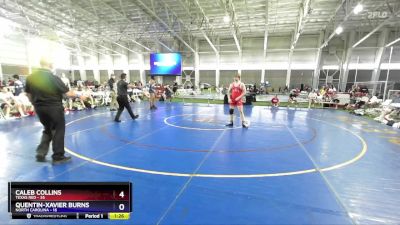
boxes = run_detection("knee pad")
[229,109,234,115]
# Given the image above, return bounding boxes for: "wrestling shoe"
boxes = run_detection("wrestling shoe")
[36,155,47,162]
[52,156,72,165]
[225,122,234,127]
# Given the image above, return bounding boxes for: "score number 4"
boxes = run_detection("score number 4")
[119,191,125,199]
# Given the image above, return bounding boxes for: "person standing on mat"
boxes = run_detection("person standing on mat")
[114,73,139,122]
[25,58,85,164]
[108,74,118,111]
[148,77,157,110]
[226,74,248,128]
[13,74,24,96]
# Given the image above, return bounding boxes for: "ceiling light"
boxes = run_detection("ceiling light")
[223,15,230,23]
[335,26,343,35]
[353,3,363,14]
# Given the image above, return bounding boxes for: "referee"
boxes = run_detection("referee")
[25,58,84,164]
[114,73,139,122]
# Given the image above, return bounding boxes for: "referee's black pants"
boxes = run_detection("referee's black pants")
[35,105,66,160]
[115,95,135,121]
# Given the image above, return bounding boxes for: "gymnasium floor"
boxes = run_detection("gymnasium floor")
[1,102,399,225]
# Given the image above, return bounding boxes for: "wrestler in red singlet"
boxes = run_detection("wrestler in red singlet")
[230,82,244,107]
[226,74,249,128]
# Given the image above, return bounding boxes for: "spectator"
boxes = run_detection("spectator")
[72,88,86,110]
[7,78,14,86]
[319,86,326,97]
[0,87,26,118]
[60,73,71,89]
[0,87,12,118]
[15,91,34,116]
[71,98,85,111]
[77,80,84,89]
[284,86,289,93]
[137,81,143,89]
[164,85,173,103]
[13,74,24,96]
[325,85,336,101]
[308,90,318,109]
[81,87,96,109]
[271,95,279,107]
[60,73,73,112]
[108,74,118,111]
[347,95,369,110]
[288,89,299,108]
[367,94,381,108]
[391,92,400,104]
[383,109,400,128]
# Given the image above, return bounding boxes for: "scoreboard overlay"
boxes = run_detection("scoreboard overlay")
[8,182,132,220]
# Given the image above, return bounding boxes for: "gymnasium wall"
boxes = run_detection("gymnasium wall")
[1,30,400,89]
[199,70,216,85]
[0,34,28,66]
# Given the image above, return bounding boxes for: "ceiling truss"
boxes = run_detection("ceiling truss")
[0,0,398,55]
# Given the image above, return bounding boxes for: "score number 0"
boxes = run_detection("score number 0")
[118,191,126,211]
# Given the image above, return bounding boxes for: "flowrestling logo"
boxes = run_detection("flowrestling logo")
[367,11,389,19]
[150,53,182,75]
[154,60,177,67]
[366,11,400,19]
